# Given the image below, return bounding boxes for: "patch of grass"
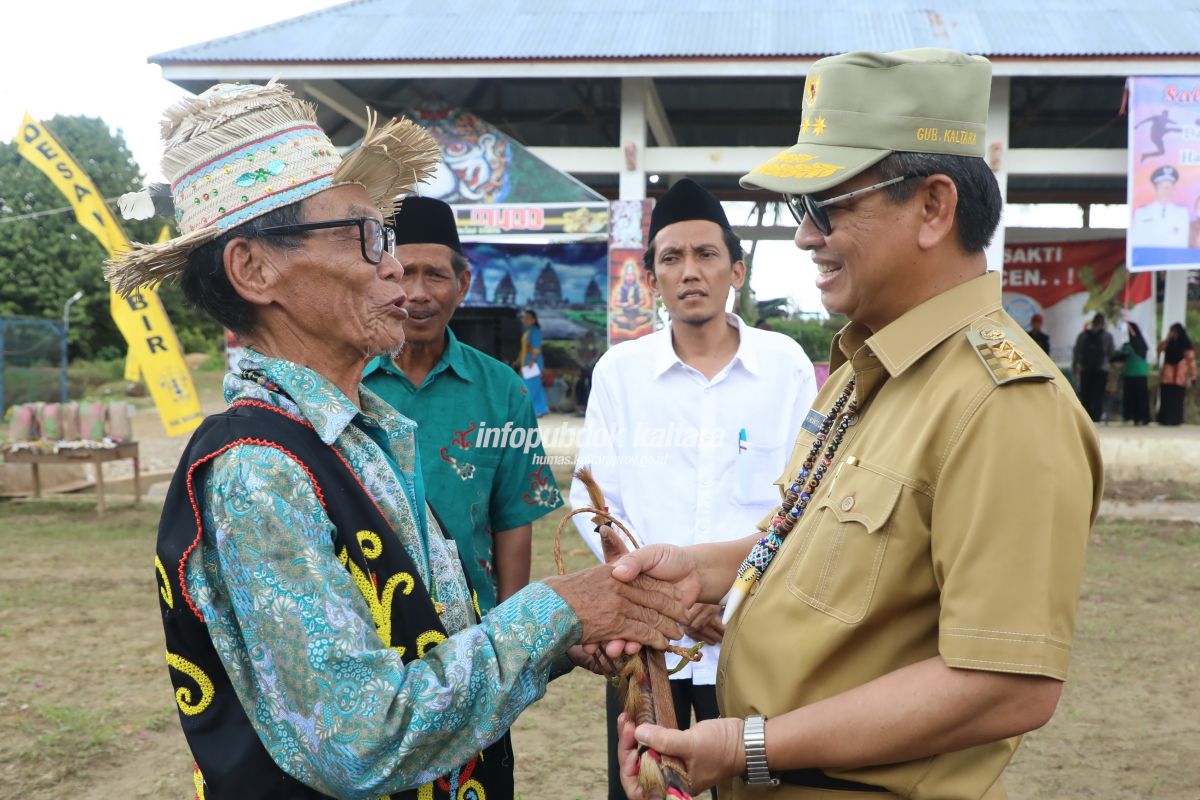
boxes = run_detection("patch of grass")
[1104,479,1200,503]
[2,499,1198,798]
[28,704,115,755]
[1005,517,1200,799]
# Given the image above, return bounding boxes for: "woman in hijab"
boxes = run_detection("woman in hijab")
[1114,321,1152,425]
[1157,322,1197,425]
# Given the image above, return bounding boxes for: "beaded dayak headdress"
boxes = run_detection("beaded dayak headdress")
[105,79,440,296]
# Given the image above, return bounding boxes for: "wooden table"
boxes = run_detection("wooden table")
[4,442,141,514]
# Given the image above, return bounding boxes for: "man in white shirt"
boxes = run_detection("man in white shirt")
[1131,165,1189,248]
[570,178,817,800]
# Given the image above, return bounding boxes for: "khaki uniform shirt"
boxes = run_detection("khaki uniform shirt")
[717,272,1102,800]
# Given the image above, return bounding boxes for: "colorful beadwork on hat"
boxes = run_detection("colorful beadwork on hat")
[171,123,339,234]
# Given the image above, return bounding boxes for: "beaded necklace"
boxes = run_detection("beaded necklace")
[240,369,284,394]
[721,377,860,623]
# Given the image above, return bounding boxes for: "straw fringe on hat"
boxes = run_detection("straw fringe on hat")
[105,80,440,297]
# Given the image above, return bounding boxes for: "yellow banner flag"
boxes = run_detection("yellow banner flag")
[121,225,171,383]
[15,113,203,437]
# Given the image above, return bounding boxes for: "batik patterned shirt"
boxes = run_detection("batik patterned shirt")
[364,328,563,611]
[184,350,580,797]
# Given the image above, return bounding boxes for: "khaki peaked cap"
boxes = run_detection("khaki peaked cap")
[742,48,993,195]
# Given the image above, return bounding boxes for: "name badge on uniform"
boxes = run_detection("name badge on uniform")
[801,408,827,436]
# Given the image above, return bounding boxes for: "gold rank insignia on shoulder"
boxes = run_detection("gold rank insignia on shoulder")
[966,323,1052,386]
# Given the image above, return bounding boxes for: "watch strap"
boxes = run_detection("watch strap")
[743,714,779,786]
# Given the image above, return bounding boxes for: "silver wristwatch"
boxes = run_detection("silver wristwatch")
[742,714,779,786]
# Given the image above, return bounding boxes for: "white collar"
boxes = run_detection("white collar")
[652,313,760,378]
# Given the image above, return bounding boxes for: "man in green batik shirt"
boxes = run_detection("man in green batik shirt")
[364,196,563,611]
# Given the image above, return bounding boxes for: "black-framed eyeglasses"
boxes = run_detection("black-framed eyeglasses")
[784,174,916,236]
[259,217,396,264]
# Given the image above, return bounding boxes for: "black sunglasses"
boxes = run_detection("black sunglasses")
[784,174,916,236]
[259,217,396,264]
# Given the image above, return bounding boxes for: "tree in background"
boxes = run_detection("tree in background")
[0,115,221,361]
[770,314,846,363]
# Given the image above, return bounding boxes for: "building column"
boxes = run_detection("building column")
[985,77,1011,273]
[1162,270,1189,342]
[619,78,647,200]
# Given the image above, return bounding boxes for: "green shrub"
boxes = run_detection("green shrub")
[770,315,847,362]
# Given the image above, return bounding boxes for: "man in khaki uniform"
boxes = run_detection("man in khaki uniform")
[610,49,1102,800]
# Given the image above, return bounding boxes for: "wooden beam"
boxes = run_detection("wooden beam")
[733,224,796,241]
[296,79,369,132]
[644,78,677,147]
[1005,148,1127,176]
[529,145,1130,178]
[985,77,1012,271]
[619,77,647,199]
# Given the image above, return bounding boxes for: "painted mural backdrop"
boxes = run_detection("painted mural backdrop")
[1001,239,1154,367]
[406,101,603,204]
[461,241,608,340]
[1127,77,1200,272]
[607,199,656,345]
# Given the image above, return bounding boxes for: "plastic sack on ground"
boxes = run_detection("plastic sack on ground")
[9,404,38,441]
[107,402,134,442]
[41,403,63,440]
[80,402,107,440]
[60,402,81,441]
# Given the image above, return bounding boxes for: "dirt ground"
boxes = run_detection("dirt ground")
[2,369,1199,799]
[1,500,1198,800]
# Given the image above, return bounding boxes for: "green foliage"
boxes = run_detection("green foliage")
[770,315,847,362]
[0,115,221,361]
[1,358,124,407]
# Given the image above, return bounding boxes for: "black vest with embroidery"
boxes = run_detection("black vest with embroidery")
[155,401,514,800]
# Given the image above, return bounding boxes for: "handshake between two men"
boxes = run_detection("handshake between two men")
[543,525,751,800]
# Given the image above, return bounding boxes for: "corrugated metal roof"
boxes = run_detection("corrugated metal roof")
[152,0,1200,63]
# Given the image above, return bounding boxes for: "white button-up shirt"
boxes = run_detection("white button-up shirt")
[1131,201,1189,247]
[570,314,817,683]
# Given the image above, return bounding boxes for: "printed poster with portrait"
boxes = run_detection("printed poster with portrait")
[607,199,656,345]
[1127,77,1200,272]
[1002,239,1154,367]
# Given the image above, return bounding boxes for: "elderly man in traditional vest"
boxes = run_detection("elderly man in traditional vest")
[107,81,692,800]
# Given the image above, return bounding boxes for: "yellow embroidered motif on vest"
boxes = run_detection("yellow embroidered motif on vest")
[459,778,487,799]
[193,763,206,799]
[337,540,415,658]
[165,651,215,715]
[417,630,448,657]
[967,323,1052,386]
[357,529,383,559]
[155,556,173,608]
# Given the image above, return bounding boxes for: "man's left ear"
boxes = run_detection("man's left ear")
[917,174,958,251]
[730,259,747,290]
[456,267,472,305]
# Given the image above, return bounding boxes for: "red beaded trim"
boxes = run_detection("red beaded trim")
[179,437,328,622]
[230,399,310,428]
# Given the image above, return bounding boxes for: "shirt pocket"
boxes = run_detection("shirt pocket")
[733,442,787,505]
[785,464,904,624]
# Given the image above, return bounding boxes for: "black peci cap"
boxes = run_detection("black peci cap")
[393,195,463,254]
[648,178,732,242]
